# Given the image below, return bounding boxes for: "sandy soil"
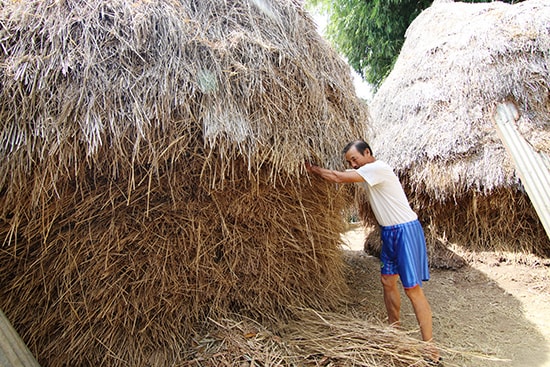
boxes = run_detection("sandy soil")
[340,226,550,367]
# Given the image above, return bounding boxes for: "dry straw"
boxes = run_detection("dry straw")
[0,0,375,365]
[368,0,550,256]
[182,309,436,367]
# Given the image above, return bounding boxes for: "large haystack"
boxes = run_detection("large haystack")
[0,0,369,365]
[368,0,550,256]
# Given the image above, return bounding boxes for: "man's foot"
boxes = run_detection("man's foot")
[423,343,441,366]
[424,356,443,366]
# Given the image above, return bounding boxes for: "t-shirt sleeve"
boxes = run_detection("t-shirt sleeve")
[356,163,385,186]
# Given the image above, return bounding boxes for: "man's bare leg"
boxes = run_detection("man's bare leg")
[405,285,440,362]
[381,274,401,327]
[404,285,432,341]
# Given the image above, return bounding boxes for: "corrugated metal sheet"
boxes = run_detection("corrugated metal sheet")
[494,101,550,240]
[0,308,41,367]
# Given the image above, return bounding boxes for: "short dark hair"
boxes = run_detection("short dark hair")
[342,140,372,156]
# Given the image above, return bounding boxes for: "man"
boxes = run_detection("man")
[305,140,440,363]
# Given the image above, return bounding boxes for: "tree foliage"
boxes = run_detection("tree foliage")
[308,0,522,89]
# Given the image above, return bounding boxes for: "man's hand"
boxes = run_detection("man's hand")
[305,161,317,173]
[305,160,364,184]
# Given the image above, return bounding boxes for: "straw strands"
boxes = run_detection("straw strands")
[183,309,433,367]
[368,0,550,255]
[0,0,371,365]
[0,0,365,191]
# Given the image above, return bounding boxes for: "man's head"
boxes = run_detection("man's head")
[342,140,374,169]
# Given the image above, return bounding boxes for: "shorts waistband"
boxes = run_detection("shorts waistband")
[380,219,419,231]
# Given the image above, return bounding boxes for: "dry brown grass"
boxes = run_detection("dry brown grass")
[0,0,374,365]
[183,309,435,367]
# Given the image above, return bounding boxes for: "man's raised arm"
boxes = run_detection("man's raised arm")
[305,162,364,184]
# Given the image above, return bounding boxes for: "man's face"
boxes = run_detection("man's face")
[345,146,370,169]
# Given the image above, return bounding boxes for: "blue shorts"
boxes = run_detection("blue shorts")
[380,219,430,288]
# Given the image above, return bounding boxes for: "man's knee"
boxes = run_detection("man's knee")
[404,284,426,301]
[381,274,399,289]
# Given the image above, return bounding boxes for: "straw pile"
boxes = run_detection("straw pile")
[182,309,434,366]
[0,0,371,365]
[367,0,550,257]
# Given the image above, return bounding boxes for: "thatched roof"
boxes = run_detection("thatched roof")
[0,0,365,189]
[366,0,550,255]
[0,0,372,365]
[370,0,549,201]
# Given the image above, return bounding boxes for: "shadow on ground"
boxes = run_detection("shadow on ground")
[342,250,550,367]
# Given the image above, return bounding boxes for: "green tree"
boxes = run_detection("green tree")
[308,0,521,89]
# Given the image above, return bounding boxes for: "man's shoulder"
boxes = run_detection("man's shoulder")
[361,159,392,172]
[372,159,391,167]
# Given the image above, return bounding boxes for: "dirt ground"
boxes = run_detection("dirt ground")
[340,225,550,367]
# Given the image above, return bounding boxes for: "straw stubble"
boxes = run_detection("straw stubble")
[0,0,379,365]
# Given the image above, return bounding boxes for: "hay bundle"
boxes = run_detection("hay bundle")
[368,0,550,256]
[0,0,369,365]
[183,309,434,366]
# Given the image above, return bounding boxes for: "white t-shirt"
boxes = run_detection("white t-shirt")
[355,160,417,227]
